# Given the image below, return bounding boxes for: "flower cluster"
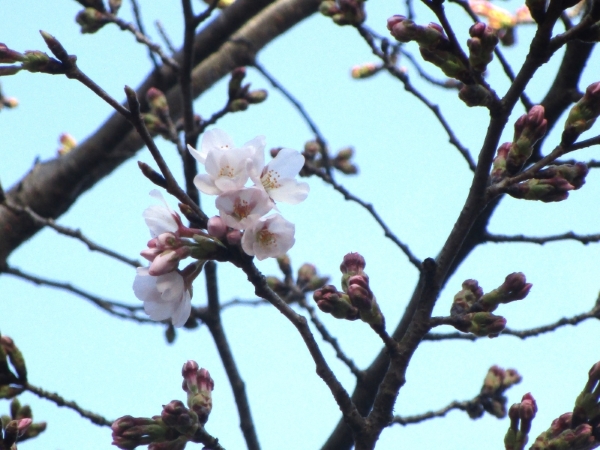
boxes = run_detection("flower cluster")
[188,129,309,261]
[133,190,206,328]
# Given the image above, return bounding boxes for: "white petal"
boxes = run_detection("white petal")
[144,190,178,236]
[187,144,207,165]
[193,174,221,196]
[171,291,192,327]
[267,148,305,178]
[269,180,310,204]
[202,129,235,152]
[144,299,175,321]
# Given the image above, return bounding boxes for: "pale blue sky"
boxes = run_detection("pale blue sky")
[1,1,599,449]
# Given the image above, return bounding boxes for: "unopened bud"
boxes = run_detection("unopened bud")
[313,285,359,320]
[228,67,246,99]
[459,84,494,107]
[562,81,600,146]
[146,87,169,116]
[451,279,483,316]
[109,0,122,14]
[480,272,532,311]
[57,133,77,156]
[207,216,227,238]
[340,252,366,275]
[351,62,380,79]
[76,7,109,33]
[246,89,268,104]
[228,98,248,112]
[506,105,547,175]
[491,142,512,183]
[0,43,25,63]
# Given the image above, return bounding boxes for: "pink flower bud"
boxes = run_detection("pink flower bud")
[182,360,200,393]
[226,229,242,245]
[340,252,366,275]
[207,216,227,238]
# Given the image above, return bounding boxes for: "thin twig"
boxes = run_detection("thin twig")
[253,60,421,268]
[355,25,476,172]
[130,0,161,70]
[392,400,469,425]
[3,265,154,324]
[155,20,177,55]
[304,163,422,269]
[238,258,365,436]
[201,262,261,450]
[424,307,599,341]
[252,60,333,176]
[297,298,364,380]
[4,201,140,267]
[24,382,113,427]
[449,0,534,110]
[484,230,600,245]
[107,14,179,70]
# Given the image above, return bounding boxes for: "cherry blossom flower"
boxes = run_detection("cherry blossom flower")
[215,187,273,230]
[241,214,295,260]
[143,190,182,237]
[133,268,192,327]
[250,148,309,204]
[188,129,265,195]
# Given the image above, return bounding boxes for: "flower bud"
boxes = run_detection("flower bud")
[313,285,359,320]
[0,43,25,63]
[562,81,600,146]
[207,216,227,238]
[303,141,321,160]
[109,0,122,14]
[462,312,506,337]
[351,62,380,79]
[507,175,577,203]
[146,87,169,116]
[419,47,469,82]
[228,98,249,112]
[490,142,512,183]
[245,89,268,104]
[161,400,198,435]
[228,67,246,99]
[186,368,214,425]
[0,335,26,382]
[467,23,498,72]
[226,229,242,246]
[459,84,494,107]
[340,252,366,275]
[479,272,532,312]
[76,7,109,33]
[506,105,547,175]
[451,279,482,316]
[57,132,77,156]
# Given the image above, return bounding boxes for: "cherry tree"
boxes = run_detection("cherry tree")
[0,0,600,449]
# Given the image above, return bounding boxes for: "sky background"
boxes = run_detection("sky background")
[1,0,600,449]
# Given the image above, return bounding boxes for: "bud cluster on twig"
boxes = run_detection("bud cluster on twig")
[465,366,522,420]
[226,67,268,112]
[562,81,600,147]
[448,273,532,337]
[387,16,472,84]
[319,0,366,26]
[313,253,384,327]
[301,140,359,175]
[0,336,47,449]
[112,361,217,450]
[515,361,600,449]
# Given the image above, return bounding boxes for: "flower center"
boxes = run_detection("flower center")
[218,164,235,178]
[257,228,276,247]
[232,198,251,220]
[261,169,281,191]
